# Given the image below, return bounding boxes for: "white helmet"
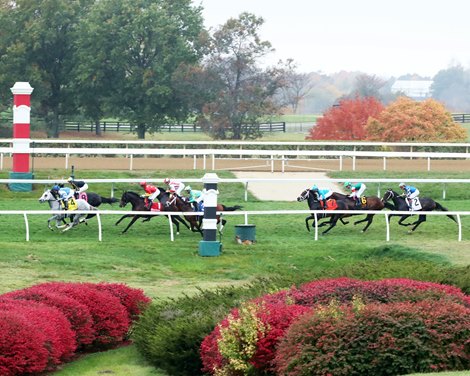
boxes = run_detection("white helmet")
[399,182,406,188]
[184,185,192,192]
[164,178,170,184]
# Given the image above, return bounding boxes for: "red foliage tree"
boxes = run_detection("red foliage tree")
[306,97,384,140]
[366,97,467,142]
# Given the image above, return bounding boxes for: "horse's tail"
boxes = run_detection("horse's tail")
[435,202,457,223]
[221,205,243,211]
[101,196,119,205]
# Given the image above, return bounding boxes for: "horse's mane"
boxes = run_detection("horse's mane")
[124,191,143,200]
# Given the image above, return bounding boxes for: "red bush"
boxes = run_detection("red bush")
[0,310,49,376]
[200,303,311,374]
[94,282,151,321]
[0,298,76,369]
[288,277,470,307]
[34,282,130,347]
[275,300,470,375]
[4,286,95,347]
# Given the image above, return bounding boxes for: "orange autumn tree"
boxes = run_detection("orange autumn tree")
[366,97,467,142]
[306,97,384,140]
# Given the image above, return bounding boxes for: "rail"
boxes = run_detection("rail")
[0,209,467,243]
[2,177,470,201]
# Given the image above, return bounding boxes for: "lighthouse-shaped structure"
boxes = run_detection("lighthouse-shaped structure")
[9,82,34,191]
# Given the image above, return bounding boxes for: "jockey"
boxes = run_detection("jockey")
[344,181,366,206]
[67,176,88,198]
[51,184,74,210]
[399,182,420,210]
[139,181,160,210]
[184,185,204,212]
[163,178,185,198]
[311,185,333,209]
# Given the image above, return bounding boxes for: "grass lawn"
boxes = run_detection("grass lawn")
[1,168,469,375]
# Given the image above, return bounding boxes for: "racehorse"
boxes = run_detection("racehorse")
[328,191,387,232]
[75,191,118,219]
[381,189,457,232]
[155,189,203,235]
[115,191,189,234]
[296,188,352,235]
[38,190,96,232]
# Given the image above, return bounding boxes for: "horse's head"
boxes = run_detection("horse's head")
[297,189,310,202]
[382,189,395,202]
[38,189,55,203]
[119,191,134,208]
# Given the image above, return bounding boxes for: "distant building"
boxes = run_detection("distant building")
[391,80,433,100]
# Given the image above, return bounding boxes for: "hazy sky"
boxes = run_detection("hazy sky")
[198,0,470,78]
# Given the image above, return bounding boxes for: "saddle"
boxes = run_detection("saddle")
[150,202,163,212]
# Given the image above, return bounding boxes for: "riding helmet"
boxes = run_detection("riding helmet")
[344,181,351,188]
[52,185,60,191]
[67,177,73,182]
[311,185,318,191]
[185,185,192,191]
[164,178,170,184]
[399,182,406,188]
[139,181,147,186]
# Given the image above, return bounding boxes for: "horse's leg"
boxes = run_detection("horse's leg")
[409,215,426,232]
[305,215,315,232]
[397,214,413,226]
[115,214,133,226]
[121,215,140,234]
[171,217,180,235]
[354,214,374,232]
[321,216,339,234]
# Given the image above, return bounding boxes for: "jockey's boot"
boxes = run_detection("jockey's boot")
[63,201,69,210]
[321,199,327,209]
[355,197,361,207]
[145,200,153,210]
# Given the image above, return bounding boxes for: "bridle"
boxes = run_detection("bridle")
[297,189,310,202]
[382,189,395,202]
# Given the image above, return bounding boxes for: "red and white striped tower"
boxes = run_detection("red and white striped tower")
[10,82,34,191]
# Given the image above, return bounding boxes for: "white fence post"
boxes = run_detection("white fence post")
[23,213,29,241]
[168,214,174,241]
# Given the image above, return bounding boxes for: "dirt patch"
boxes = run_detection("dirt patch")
[232,171,344,201]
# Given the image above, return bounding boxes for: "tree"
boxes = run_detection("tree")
[431,65,470,112]
[279,60,315,114]
[73,0,205,139]
[181,13,287,140]
[366,97,467,142]
[0,0,95,138]
[350,74,385,100]
[306,97,384,141]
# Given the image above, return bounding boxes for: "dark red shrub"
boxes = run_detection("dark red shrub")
[200,303,311,375]
[0,298,76,370]
[289,277,470,307]
[4,286,95,347]
[0,310,49,376]
[94,282,151,321]
[35,282,130,347]
[275,300,470,376]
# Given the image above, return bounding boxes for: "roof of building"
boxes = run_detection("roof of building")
[391,80,433,98]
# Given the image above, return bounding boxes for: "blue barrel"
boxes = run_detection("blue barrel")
[235,224,256,242]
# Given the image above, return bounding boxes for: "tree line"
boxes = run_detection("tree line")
[0,0,306,140]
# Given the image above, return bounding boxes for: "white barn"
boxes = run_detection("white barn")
[391,80,433,100]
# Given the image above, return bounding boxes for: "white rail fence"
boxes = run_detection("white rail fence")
[1,177,470,201]
[1,140,470,172]
[0,209,467,242]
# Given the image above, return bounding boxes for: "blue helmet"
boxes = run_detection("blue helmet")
[311,185,318,191]
[51,185,60,192]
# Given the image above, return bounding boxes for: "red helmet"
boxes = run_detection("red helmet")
[164,178,170,184]
[139,181,147,186]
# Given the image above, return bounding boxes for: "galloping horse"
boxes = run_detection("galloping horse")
[382,189,457,232]
[38,190,96,232]
[155,189,202,235]
[296,189,351,235]
[328,191,387,232]
[115,191,189,234]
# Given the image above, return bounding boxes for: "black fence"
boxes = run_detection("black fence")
[62,121,286,133]
[451,114,470,123]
